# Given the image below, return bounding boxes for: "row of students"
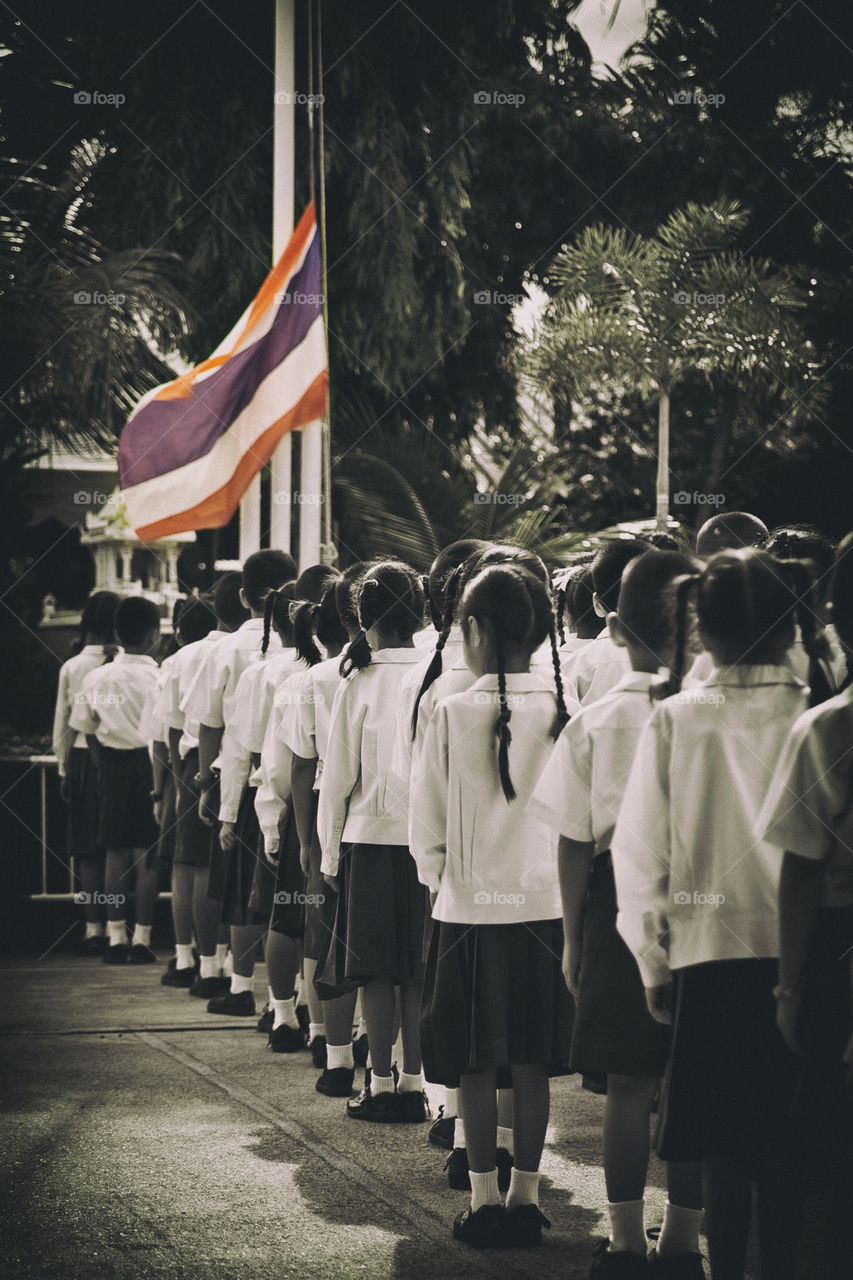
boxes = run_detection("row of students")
[54,516,852,1276]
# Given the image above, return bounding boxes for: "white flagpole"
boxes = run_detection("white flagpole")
[269,0,295,555]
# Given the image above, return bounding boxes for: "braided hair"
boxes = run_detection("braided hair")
[340,561,425,678]
[460,565,570,802]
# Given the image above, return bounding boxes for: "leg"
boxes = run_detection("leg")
[755,1140,804,1280]
[79,859,104,926]
[703,1156,752,1280]
[459,1071,499,1174]
[360,979,396,1079]
[230,922,264,978]
[398,976,423,1077]
[302,956,325,1032]
[322,988,358,1048]
[603,1073,658,1203]
[192,866,221,958]
[131,850,159,927]
[509,1063,549,1174]
[266,930,300,1000]
[104,846,132,916]
[171,862,195,947]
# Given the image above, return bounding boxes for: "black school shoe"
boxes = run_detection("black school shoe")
[161,966,196,987]
[269,1023,306,1053]
[504,1203,551,1248]
[352,1032,369,1068]
[130,944,157,965]
[428,1108,456,1149]
[316,1066,356,1097]
[188,975,229,999]
[256,1005,274,1034]
[452,1203,506,1249]
[590,1239,649,1277]
[207,990,256,1016]
[76,934,106,957]
[397,1090,429,1123]
[445,1147,514,1193]
[346,1087,403,1123]
[103,942,129,965]
[647,1232,705,1278]
[310,1035,327,1068]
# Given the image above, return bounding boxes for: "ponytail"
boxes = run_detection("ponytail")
[261,589,279,656]
[292,601,323,667]
[555,587,567,647]
[652,574,700,700]
[340,630,371,677]
[494,631,516,802]
[783,559,833,707]
[410,565,462,740]
[548,615,571,738]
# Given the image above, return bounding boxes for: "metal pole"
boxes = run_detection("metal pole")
[269,0,296,555]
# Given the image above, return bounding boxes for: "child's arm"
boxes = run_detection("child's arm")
[52,666,74,798]
[558,837,595,995]
[291,754,318,874]
[168,728,182,779]
[151,738,169,827]
[777,850,824,1052]
[408,706,449,894]
[317,681,365,880]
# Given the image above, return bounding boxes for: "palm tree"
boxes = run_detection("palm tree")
[530,199,822,527]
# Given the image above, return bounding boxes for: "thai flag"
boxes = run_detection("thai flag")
[118,201,328,540]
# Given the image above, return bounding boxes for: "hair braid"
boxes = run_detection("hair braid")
[548,615,571,738]
[410,567,461,740]
[340,630,371,677]
[494,631,516,802]
[652,574,700,700]
[555,587,567,647]
[292,601,323,666]
[261,589,279,656]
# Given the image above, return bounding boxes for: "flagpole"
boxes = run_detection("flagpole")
[267,0,295,557]
[299,0,323,570]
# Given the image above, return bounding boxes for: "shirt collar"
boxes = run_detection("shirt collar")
[114,652,158,667]
[237,618,266,634]
[609,670,658,695]
[703,663,806,689]
[469,671,554,694]
[369,648,424,664]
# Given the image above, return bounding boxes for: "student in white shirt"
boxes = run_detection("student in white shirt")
[53,591,120,955]
[410,564,572,1251]
[553,557,601,657]
[180,549,295,1016]
[317,561,428,1124]
[72,597,162,965]
[532,550,705,1275]
[562,540,648,707]
[611,549,811,1280]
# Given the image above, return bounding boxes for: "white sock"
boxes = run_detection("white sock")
[273,998,299,1030]
[199,955,217,979]
[369,1072,395,1095]
[132,924,151,948]
[326,1043,354,1070]
[85,922,104,939]
[506,1167,539,1210]
[308,1022,325,1043]
[398,1071,423,1094]
[443,1087,458,1118]
[454,1119,467,1151]
[176,944,195,970]
[470,1169,501,1212]
[107,921,127,947]
[496,1125,514,1155]
[657,1201,703,1258]
[608,1199,646,1255]
[230,973,253,996]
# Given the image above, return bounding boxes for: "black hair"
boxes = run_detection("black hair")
[460,565,570,802]
[115,596,161,649]
[176,594,218,645]
[566,564,604,639]
[426,540,489,625]
[661,549,798,698]
[72,590,120,655]
[591,539,649,613]
[340,561,425,678]
[780,558,833,706]
[262,581,296,655]
[334,562,367,637]
[615,550,701,696]
[213,572,250,630]
[696,511,768,559]
[831,534,853,684]
[765,525,837,602]
[242,549,297,612]
[291,565,343,666]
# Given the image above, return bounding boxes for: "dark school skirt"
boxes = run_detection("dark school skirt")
[264,803,306,937]
[315,842,426,996]
[148,768,178,871]
[98,747,160,851]
[67,747,103,864]
[421,917,574,1090]
[655,958,800,1170]
[302,806,338,961]
[571,854,670,1079]
[207,785,262,926]
[174,750,215,868]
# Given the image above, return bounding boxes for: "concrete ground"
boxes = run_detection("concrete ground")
[0,952,837,1280]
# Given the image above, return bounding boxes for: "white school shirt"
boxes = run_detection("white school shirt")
[610,665,808,989]
[179,617,281,731]
[530,670,657,852]
[391,628,464,787]
[52,646,119,775]
[72,653,161,751]
[756,685,853,909]
[254,669,304,853]
[409,672,563,925]
[687,626,847,693]
[160,631,228,757]
[218,648,305,823]
[318,648,424,875]
[278,651,346,785]
[140,653,175,747]
[561,631,630,707]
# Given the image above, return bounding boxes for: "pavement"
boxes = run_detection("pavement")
[0,951,835,1280]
